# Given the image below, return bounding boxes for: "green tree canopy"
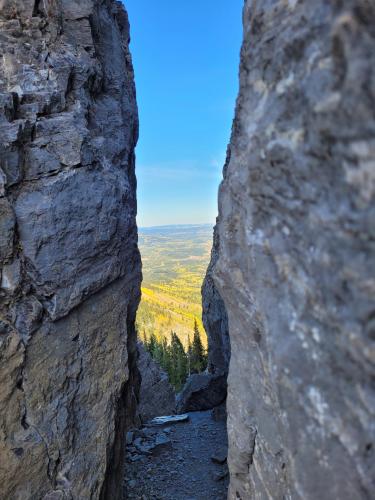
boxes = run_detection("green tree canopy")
[142,323,207,392]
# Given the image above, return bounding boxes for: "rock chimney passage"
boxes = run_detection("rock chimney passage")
[0,1,141,499]
[211,1,375,499]
[1,1,374,499]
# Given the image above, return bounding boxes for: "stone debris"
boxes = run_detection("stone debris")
[124,411,229,500]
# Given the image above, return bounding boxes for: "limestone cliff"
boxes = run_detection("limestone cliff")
[211,1,375,498]
[0,1,141,499]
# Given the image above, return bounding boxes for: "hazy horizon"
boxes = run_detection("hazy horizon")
[138,222,213,229]
[124,0,243,227]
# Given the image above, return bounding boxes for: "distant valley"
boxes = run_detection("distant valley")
[136,224,213,347]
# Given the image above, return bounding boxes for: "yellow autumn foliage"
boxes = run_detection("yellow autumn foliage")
[136,225,212,348]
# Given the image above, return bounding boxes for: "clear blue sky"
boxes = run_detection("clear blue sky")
[123,1,243,227]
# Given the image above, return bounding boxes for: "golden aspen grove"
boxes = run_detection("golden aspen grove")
[136,225,212,348]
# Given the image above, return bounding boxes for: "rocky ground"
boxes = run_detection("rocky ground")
[123,409,229,499]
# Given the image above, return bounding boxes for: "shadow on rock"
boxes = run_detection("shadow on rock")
[176,373,227,413]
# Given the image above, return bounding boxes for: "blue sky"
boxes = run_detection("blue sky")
[124,0,243,227]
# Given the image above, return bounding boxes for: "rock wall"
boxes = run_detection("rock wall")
[202,223,230,377]
[212,1,375,499]
[0,1,141,499]
[137,342,176,423]
[177,224,230,415]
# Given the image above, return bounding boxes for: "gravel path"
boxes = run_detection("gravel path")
[123,410,229,500]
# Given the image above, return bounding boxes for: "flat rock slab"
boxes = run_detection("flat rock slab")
[148,414,190,426]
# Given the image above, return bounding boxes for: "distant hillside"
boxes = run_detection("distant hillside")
[136,224,213,347]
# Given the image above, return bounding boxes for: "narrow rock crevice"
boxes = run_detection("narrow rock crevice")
[32,0,44,18]
[1,1,374,499]
[100,302,141,500]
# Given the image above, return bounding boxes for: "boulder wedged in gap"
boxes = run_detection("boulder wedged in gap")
[176,373,227,413]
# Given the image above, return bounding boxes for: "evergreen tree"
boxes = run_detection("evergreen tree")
[169,332,188,391]
[153,339,164,365]
[191,320,207,374]
[147,332,157,356]
[161,337,171,374]
[141,330,190,392]
[175,335,188,389]
[187,334,192,376]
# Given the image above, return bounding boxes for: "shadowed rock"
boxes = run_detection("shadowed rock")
[202,224,230,378]
[0,1,140,499]
[197,225,230,414]
[137,342,176,423]
[176,373,227,413]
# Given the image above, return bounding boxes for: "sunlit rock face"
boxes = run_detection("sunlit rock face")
[212,1,375,498]
[0,1,141,498]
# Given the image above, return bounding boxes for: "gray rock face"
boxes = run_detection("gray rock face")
[180,225,230,415]
[202,224,230,377]
[211,1,375,499]
[137,342,176,423]
[176,372,227,414]
[0,1,141,499]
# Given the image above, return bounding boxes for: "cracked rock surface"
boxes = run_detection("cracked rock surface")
[0,1,141,499]
[211,1,375,499]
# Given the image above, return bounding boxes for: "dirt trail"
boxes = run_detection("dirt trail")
[123,410,229,499]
